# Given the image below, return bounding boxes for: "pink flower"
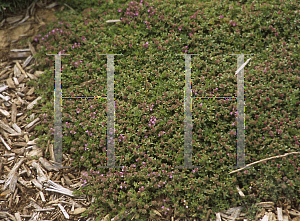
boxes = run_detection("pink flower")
[220,15,224,18]
[275,33,278,36]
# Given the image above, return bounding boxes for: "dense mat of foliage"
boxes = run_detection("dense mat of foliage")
[25,0,300,220]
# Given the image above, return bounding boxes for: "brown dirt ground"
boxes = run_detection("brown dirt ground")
[0,0,61,63]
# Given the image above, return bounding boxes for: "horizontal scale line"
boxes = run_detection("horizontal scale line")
[61,97,107,98]
[192,97,238,98]
[60,97,241,99]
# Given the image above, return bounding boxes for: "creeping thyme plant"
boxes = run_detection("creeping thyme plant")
[25,0,300,220]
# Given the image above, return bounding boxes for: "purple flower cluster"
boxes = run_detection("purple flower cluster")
[149,115,156,127]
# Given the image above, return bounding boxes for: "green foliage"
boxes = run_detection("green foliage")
[55,0,100,15]
[25,0,300,220]
[55,0,128,15]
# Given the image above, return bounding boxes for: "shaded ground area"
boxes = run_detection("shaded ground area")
[0,0,61,63]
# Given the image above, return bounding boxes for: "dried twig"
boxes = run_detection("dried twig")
[235,58,251,75]
[43,180,75,197]
[229,152,300,174]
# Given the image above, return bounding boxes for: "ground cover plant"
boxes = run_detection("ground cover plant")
[24,0,300,220]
